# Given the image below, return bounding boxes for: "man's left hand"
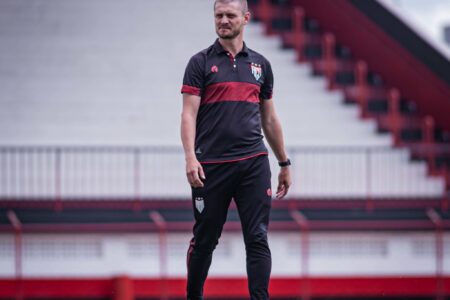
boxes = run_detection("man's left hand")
[276,167,292,199]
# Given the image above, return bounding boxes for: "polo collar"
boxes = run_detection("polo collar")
[213,39,249,56]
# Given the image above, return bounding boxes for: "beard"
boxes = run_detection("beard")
[216,26,242,39]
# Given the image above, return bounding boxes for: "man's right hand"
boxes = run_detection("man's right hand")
[186,158,206,188]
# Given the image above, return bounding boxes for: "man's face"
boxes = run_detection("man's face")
[214,1,250,40]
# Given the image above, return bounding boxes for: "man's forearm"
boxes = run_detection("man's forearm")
[181,113,197,161]
[262,117,288,162]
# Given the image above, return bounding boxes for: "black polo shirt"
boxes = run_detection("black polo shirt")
[181,39,274,164]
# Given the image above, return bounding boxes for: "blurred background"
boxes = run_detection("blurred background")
[1,0,450,299]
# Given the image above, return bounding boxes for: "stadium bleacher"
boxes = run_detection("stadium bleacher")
[1,0,450,299]
[0,0,445,199]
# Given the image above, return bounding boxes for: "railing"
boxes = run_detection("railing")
[0,145,448,201]
[250,0,450,184]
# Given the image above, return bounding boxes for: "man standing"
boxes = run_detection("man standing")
[180,0,291,299]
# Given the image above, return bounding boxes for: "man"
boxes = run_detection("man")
[180,0,291,299]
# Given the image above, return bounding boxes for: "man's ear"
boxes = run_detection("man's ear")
[244,11,251,24]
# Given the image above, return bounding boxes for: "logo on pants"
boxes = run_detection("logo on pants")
[195,197,204,213]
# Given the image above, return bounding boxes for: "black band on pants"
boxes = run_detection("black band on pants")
[186,154,272,300]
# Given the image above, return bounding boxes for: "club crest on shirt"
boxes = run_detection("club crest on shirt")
[251,63,262,81]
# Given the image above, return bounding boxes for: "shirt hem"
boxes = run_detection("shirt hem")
[199,152,268,164]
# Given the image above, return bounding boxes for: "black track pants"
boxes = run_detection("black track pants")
[186,154,272,300]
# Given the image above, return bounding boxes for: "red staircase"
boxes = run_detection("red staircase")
[250,0,450,194]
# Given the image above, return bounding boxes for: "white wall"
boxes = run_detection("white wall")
[0,231,445,278]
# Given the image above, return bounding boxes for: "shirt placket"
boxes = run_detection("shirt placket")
[227,52,237,72]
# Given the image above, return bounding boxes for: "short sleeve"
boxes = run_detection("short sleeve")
[259,59,274,100]
[181,55,205,96]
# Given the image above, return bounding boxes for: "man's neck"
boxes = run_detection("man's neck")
[218,36,244,57]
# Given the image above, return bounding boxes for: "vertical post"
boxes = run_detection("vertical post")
[388,89,401,147]
[290,210,310,300]
[54,148,62,212]
[112,275,134,300]
[300,225,309,300]
[133,148,141,211]
[259,0,271,35]
[0,148,6,199]
[436,226,444,300]
[355,61,368,119]
[27,148,33,197]
[426,209,444,300]
[441,175,450,212]
[444,169,450,209]
[17,148,24,198]
[150,211,168,300]
[292,6,305,62]
[323,33,336,90]
[422,116,436,174]
[8,211,23,300]
[11,148,16,199]
[365,148,374,212]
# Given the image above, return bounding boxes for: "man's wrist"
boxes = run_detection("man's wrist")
[278,158,291,167]
[185,152,197,162]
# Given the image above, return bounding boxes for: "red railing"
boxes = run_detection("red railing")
[248,0,450,199]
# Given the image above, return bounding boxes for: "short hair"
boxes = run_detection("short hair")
[214,0,249,14]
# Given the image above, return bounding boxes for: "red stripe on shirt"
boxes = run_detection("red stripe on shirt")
[181,85,201,96]
[202,82,260,104]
